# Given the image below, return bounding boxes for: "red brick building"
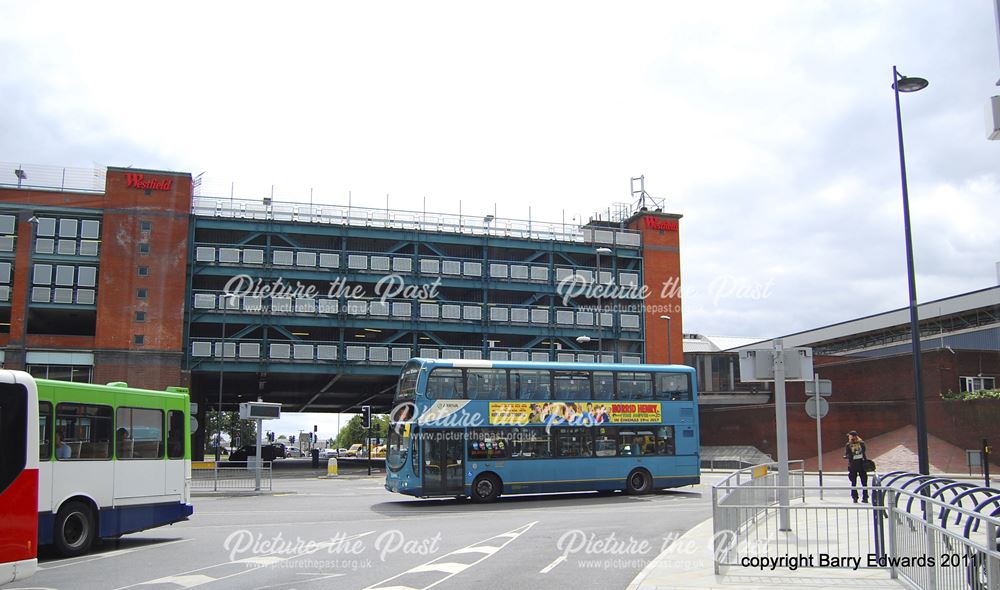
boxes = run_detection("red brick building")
[0,165,192,389]
[700,286,1000,472]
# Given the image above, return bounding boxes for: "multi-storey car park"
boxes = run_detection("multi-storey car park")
[0,163,684,459]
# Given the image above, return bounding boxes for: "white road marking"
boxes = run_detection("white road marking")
[143,574,216,588]
[364,521,537,590]
[408,562,468,574]
[450,545,499,555]
[113,530,375,590]
[539,554,567,574]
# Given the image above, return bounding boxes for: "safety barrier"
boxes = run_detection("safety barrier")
[191,461,273,492]
[711,464,1000,589]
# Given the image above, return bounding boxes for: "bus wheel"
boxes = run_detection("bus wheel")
[471,473,502,503]
[626,469,652,495]
[54,500,96,557]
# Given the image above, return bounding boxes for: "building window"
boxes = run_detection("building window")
[137,266,149,277]
[960,376,996,393]
[136,288,147,299]
[135,311,146,322]
[134,334,144,346]
[27,365,93,383]
[139,220,152,232]
[138,243,150,255]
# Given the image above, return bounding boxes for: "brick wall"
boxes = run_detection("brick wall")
[627,212,683,364]
[702,348,1000,462]
[0,166,192,391]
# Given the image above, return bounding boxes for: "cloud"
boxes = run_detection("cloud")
[1,1,996,340]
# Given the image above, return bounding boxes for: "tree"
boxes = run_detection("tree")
[204,411,257,454]
[335,414,389,448]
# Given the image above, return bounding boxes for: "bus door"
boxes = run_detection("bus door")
[421,430,464,496]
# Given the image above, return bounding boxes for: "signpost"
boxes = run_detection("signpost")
[739,341,813,532]
[805,375,832,499]
[239,402,282,492]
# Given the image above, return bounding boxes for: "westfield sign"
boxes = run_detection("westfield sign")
[643,217,678,231]
[125,173,173,191]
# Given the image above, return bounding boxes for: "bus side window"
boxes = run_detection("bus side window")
[656,426,675,455]
[167,410,185,459]
[656,373,690,401]
[617,372,653,400]
[56,403,113,461]
[593,372,614,400]
[39,401,53,460]
[427,368,464,400]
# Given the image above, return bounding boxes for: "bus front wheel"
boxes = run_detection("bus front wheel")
[54,500,96,557]
[471,473,502,503]
[626,469,653,495]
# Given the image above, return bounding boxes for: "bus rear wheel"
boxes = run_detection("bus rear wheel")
[626,469,653,495]
[471,473,502,503]
[54,500,96,557]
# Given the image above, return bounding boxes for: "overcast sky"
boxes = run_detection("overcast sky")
[3,2,998,436]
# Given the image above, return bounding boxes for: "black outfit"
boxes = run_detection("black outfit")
[844,441,869,503]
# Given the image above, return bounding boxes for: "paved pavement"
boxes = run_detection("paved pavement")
[627,511,905,590]
[627,473,927,590]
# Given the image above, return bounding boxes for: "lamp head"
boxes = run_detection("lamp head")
[893,75,928,93]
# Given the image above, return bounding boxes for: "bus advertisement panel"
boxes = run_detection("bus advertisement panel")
[385,359,699,503]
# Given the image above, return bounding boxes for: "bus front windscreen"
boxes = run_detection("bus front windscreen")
[395,362,419,403]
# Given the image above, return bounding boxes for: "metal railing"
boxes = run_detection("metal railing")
[711,464,1000,589]
[0,162,107,193]
[191,461,273,492]
[878,471,1000,590]
[1,162,645,247]
[701,456,767,471]
[192,196,642,247]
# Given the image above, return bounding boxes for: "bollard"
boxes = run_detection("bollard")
[327,458,338,476]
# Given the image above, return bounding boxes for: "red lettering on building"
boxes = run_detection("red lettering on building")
[643,217,678,231]
[125,173,173,191]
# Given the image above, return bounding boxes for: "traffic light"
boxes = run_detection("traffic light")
[361,405,371,429]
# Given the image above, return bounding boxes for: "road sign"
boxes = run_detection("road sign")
[738,347,814,381]
[805,396,829,419]
[804,379,833,396]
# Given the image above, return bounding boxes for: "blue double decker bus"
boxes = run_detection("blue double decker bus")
[385,359,700,502]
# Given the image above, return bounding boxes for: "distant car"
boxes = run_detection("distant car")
[337,448,348,456]
[287,446,304,458]
[345,443,365,457]
[318,448,337,460]
[228,444,284,462]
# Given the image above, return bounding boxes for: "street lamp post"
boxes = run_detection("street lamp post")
[659,315,672,364]
[595,247,612,360]
[892,65,930,476]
